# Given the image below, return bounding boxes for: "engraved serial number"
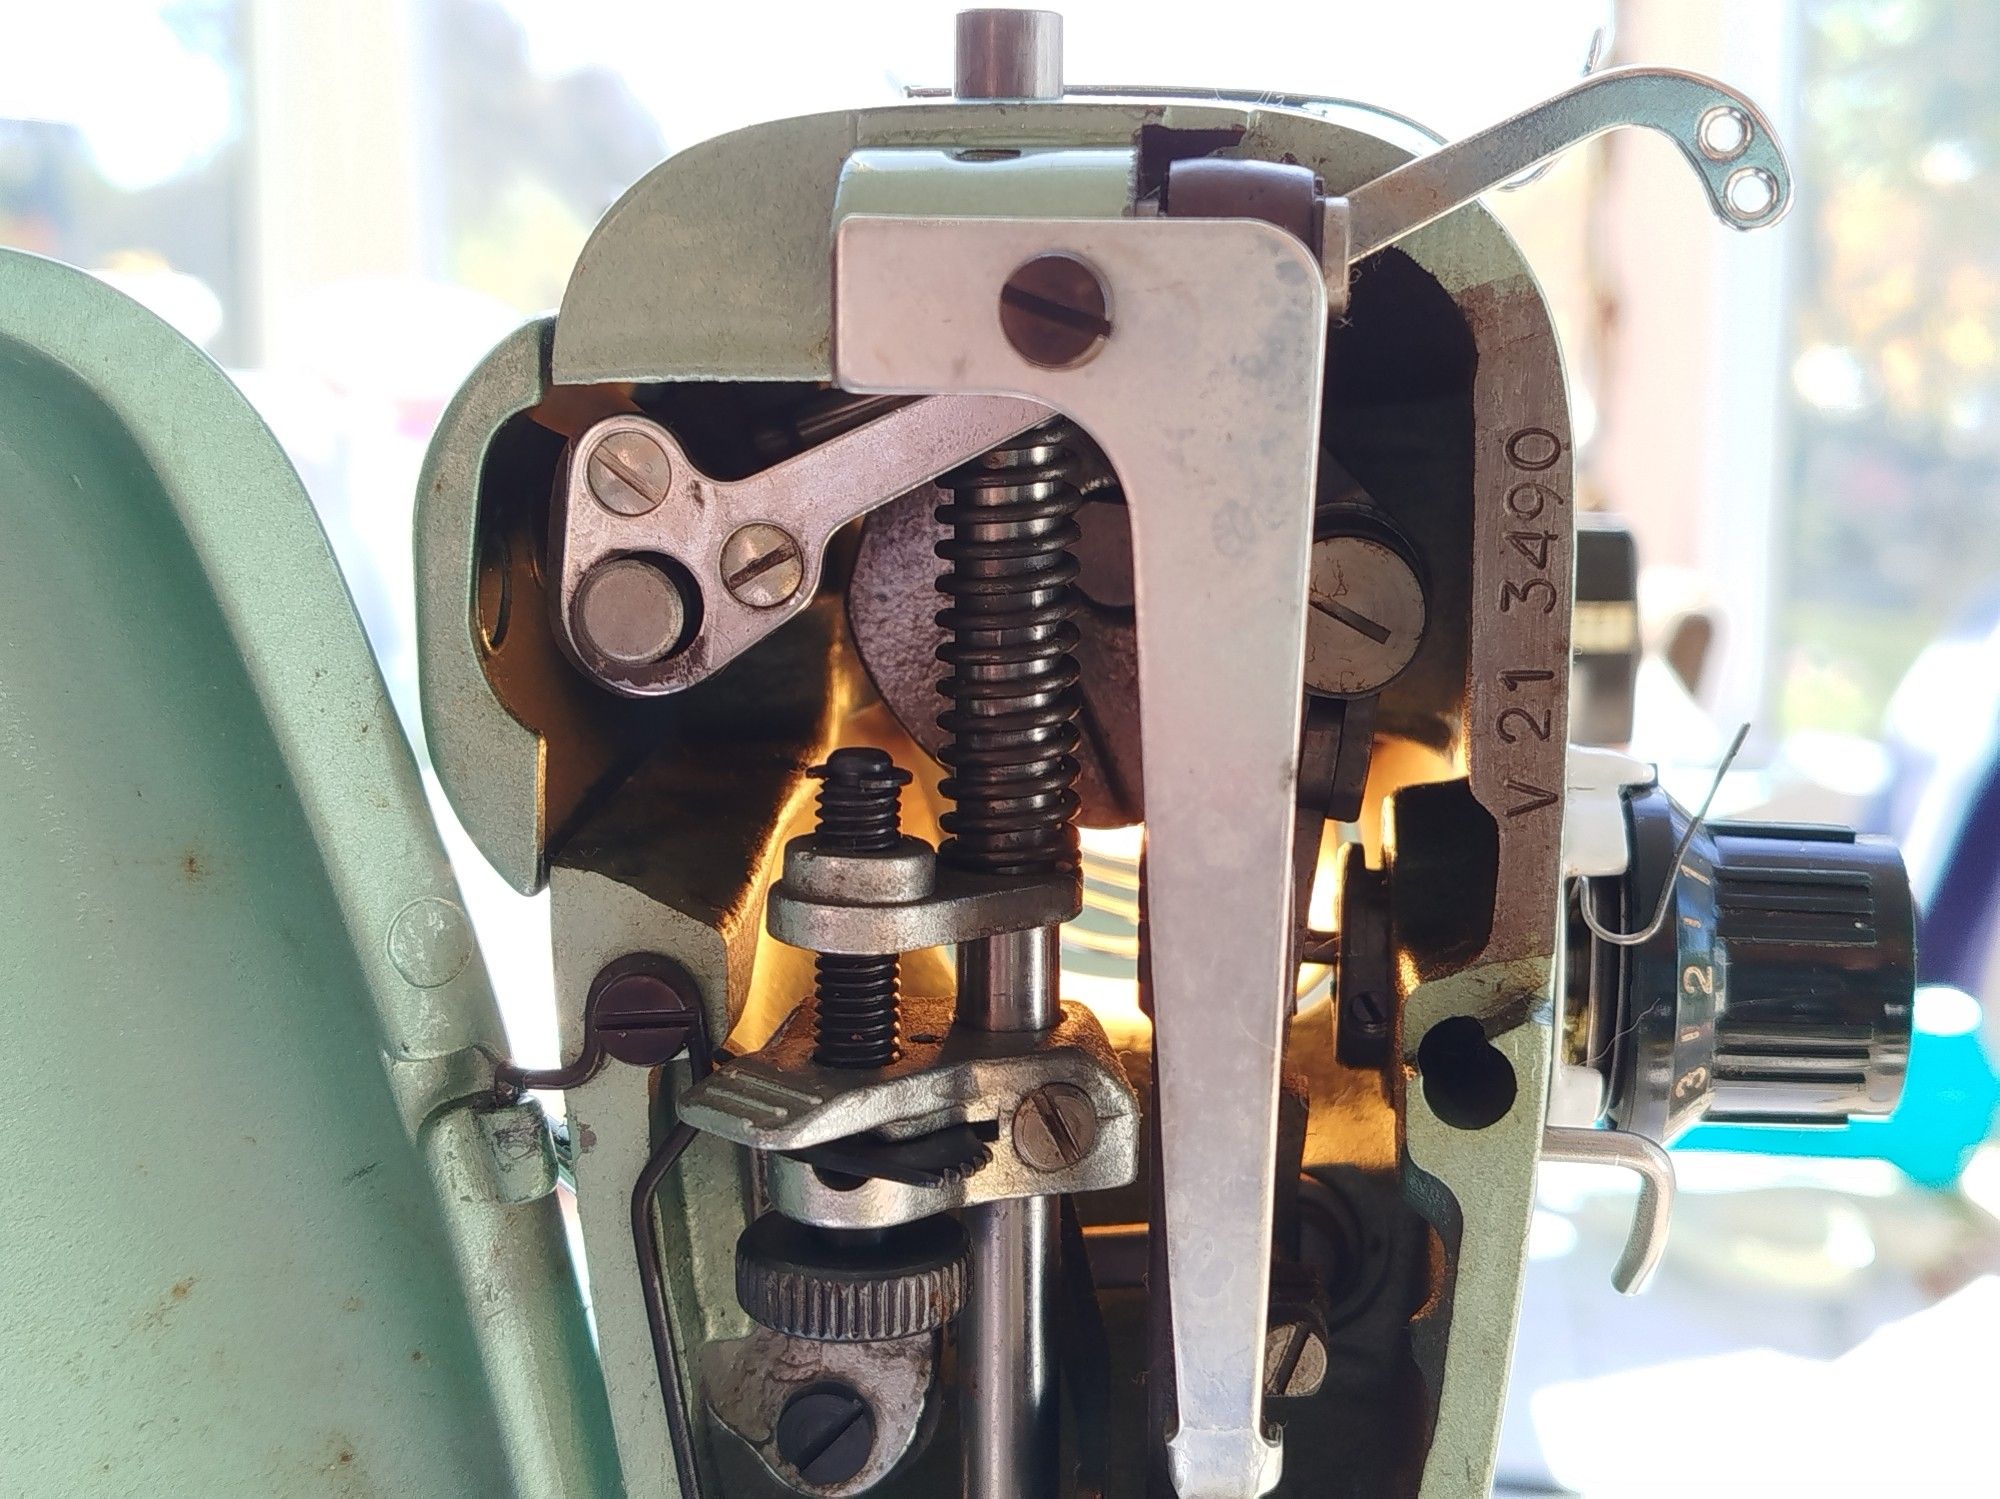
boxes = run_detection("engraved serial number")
[1490,427,1570,819]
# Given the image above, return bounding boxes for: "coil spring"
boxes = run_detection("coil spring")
[810,748,908,1069]
[933,424,1084,877]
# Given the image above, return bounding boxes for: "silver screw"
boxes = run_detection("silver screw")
[573,556,687,667]
[1262,1319,1329,1399]
[1011,1083,1098,1173]
[585,427,673,516]
[720,523,805,609]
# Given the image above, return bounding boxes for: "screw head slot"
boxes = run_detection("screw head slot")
[999,252,1111,368]
[720,522,805,609]
[775,1383,876,1488]
[1012,1082,1099,1172]
[584,427,674,516]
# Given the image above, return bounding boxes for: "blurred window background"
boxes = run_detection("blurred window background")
[6,2,1998,1493]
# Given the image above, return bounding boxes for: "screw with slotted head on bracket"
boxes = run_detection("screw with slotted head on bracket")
[585,426,674,516]
[1000,251,1111,369]
[590,958,698,1069]
[1262,1317,1330,1399]
[1011,1082,1098,1173]
[720,522,805,609]
[775,1383,876,1488]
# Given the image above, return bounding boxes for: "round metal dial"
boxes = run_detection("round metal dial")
[1303,533,1427,698]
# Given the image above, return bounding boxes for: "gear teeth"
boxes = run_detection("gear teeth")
[735,1211,969,1342]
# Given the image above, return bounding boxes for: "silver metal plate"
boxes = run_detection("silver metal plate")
[833,213,1326,1499]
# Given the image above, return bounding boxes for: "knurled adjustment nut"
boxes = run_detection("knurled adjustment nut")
[735,1211,968,1342]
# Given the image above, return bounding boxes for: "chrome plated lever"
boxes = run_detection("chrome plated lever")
[1344,65,1793,262]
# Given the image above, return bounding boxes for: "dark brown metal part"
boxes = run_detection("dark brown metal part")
[734,1211,971,1342]
[1162,156,1325,256]
[592,955,702,1069]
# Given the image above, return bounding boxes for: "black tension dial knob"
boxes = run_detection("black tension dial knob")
[1591,787,1916,1144]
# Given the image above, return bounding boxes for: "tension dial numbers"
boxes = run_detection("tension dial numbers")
[1303,532,1427,698]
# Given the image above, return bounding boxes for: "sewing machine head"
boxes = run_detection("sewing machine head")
[402,11,1919,1497]
[0,8,1917,1498]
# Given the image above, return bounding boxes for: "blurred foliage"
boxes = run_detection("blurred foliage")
[1782,0,1999,732]
[433,0,664,311]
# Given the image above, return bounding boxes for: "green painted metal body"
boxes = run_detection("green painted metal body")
[0,250,618,1497]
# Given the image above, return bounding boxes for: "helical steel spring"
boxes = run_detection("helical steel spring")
[810,747,909,1068]
[933,423,1085,878]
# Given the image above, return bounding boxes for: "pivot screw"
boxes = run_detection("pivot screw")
[1262,1318,1330,1399]
[590,958,698,1069]
[1346,987,1390,1035]
[585,427,673,516]
[775,1383,876,1488]
[720,522,804,609]
[1011,1082,1097,1173]
[573,556,688,668]
[1000,252,1110,368]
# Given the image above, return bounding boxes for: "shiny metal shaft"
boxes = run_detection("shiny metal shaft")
[946,29,1067,1490]
[959,927,1061,1499]
[955,10,1063,102]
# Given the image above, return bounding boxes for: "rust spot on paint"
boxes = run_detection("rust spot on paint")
[134,1276,197,1335]
[181,852,203,880]
[341,1296,364,1312]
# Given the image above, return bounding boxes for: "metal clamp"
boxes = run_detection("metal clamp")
[679,994,1140,1229]
[553,396,1048,696]
[1540,1125,1676,1294]
[767,831,1080,955]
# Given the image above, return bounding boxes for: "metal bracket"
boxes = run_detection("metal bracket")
[553,396,1047,696]
[1343,65,1792,262]
[834,213,1323,1499]
[701,1326,940,1496]
[680,999,1136,1159]
[767,832,1080,955]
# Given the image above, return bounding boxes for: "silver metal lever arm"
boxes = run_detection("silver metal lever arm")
[1540,1125,1677,1294]
[554,394,1049,696]
[1346,65,1792,260]
[832,214,1327,1499]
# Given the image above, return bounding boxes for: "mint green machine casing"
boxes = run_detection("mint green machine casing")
[0,249,618,1497]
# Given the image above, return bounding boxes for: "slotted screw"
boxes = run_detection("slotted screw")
[1262,1318,1330,1399]
[720,522,804,609]
[590,960,698,1069]
[775,1384,876,1487]
[1011,1082,1098,1173]
[999,252,1111,368]
[585,427,673,516]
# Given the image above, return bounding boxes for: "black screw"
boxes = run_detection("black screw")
[810,749,909,1069]
[1346,988,1390,1035]
[590,957,698,1068]
[775,1383,876,1488]
[999,253,1111,368]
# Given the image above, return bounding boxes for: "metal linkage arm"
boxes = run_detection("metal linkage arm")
[1346,65,1792,261]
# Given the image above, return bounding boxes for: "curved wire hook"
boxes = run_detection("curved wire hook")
[1576,721,1750,948]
